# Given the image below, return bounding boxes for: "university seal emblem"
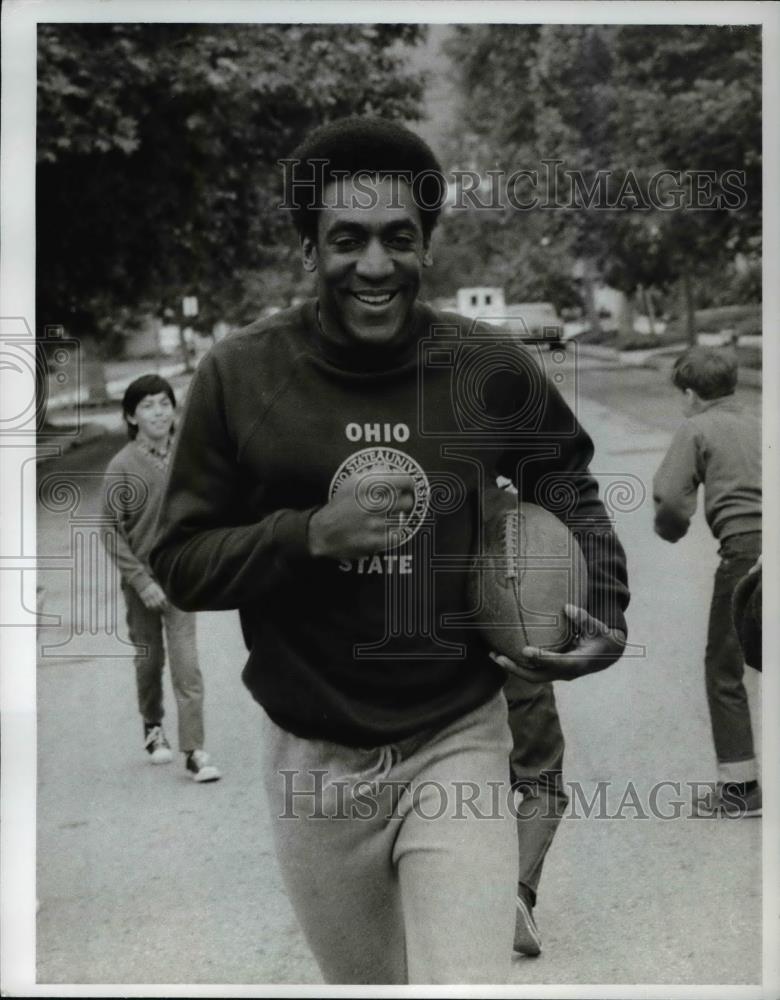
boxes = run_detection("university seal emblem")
[329,447,430,549]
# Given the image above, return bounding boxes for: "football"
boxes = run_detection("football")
[469,487,588,664]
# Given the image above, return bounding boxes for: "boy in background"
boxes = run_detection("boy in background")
[653,347,761,816]
[103,374,221,783]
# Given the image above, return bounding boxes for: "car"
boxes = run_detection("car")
[494,302,566,350]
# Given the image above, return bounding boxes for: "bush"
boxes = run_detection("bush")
[666,304,761,340]
[569,327,619,346]
[736,345,762,371]
[733,313,763,338]
[694,305,761,330]
[617,326,689,351]
[617,333,670,351]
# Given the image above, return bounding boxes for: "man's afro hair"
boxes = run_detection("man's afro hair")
[285,117,445,240]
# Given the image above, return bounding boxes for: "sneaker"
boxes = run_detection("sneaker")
[185,749,221,783]
[143,723,173,764]
[513,885,542,957]
[694,781,762,818]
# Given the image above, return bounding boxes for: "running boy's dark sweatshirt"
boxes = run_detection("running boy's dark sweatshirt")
[151,301,630,746]
[653,395,761,544]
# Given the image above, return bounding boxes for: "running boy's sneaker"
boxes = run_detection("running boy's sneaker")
[695,781,762,817]
[143,723,173,764]
[185,749,222,783]
[513,884,542,957]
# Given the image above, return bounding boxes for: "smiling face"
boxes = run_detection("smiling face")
[128,391,175,443]
[302,175,431,348]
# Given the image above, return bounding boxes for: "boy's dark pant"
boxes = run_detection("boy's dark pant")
[505,674,568,902]
[705,531,761,783]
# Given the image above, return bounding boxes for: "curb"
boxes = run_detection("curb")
[574,342,687,365]
[571,344,620,361]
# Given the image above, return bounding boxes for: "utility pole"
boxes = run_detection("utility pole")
[181,296,198,372]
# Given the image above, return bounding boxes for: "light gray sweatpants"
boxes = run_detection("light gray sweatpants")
[261,690,517,985]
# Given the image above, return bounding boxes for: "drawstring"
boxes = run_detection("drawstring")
[362,743,400,784]
[323,743,400,789]
[379,743,401,782]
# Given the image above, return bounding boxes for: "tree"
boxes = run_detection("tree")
[439,25,619,329]
[608,26,761,341]
[439,24,762,342]
[37,23,427,345]
[422,203,583,314]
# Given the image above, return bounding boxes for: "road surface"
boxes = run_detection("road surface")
[35,356,762,986]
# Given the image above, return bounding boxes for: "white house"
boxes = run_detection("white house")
[455,287,562,337]
[455,287,506,320]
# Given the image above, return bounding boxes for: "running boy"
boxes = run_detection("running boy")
[103,374,221,783]
[653,346,761,815]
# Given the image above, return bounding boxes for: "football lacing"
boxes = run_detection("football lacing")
[503,511,519,579]
[505,509,530,648]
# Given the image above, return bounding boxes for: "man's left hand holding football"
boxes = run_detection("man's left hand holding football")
[490,604,627,683]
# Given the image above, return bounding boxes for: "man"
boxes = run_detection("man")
[151,117,629,984]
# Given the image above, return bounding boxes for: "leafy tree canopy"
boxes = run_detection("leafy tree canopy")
[440,24,761,311]
[37,23,427,341]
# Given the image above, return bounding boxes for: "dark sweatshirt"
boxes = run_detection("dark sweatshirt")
[150,301,629,746]
[653,396,761,544]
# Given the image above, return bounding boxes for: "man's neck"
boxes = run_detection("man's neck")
[315,304,414,353]
[308,302,423,374]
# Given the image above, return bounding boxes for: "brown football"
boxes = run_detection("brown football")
[469,488,588,664]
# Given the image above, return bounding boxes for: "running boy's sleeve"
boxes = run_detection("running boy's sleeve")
[149,354,317,612]
[496,368,630,636]
[101,460,155,595]
[652,422,701,542]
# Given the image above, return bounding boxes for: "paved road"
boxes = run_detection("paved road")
[35,359,762,986]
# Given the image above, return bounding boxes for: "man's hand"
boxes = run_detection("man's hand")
[138,581,170,612]
[308,474,416,559]
[490,604,626,683]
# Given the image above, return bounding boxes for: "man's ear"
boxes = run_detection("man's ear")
[302,236,318,273]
